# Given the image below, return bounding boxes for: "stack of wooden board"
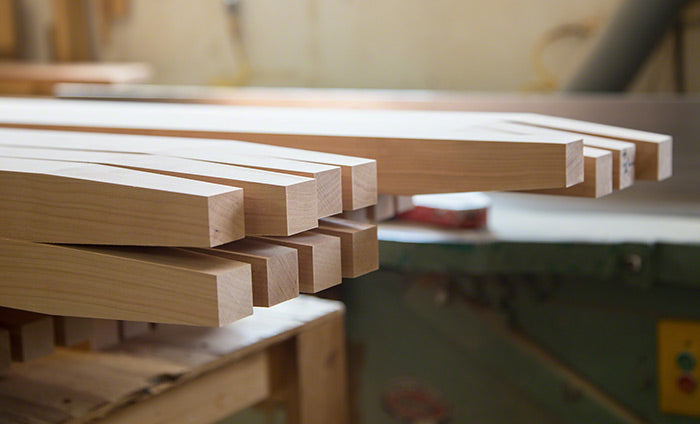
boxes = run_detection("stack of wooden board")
[0,106,385,369]
[0,96,672,369]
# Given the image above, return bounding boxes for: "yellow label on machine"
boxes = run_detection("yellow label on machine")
[658,320,700,416]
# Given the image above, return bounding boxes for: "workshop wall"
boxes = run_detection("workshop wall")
[19,0,700,92]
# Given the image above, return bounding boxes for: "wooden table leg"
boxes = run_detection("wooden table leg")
[294,312,349,424]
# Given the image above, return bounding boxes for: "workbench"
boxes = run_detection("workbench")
[0,296,348,424]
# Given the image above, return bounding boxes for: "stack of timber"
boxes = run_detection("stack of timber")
[0,96,671,368]
[0,108,385,369]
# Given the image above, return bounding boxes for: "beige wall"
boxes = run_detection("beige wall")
[19,0,700,92]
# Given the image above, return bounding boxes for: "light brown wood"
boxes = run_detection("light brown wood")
[54,316,93,347]
[526,147,613,198]
[0,296,344,424]
[509,113,670,181]
[312,217,378,278]
[0,308,55,362]
[52,0,96,62]
[0,62,151,84]
[367,194,396,221]
[394,195,414,214]
[0,0,17,58]
[118,321,150,341]
[90,319,121,350]
[255,232,342,293]
[164,147,343,217]
[491,120,635,189]
[0,239,254,326]
[0,157,244,246]
[191,239,299,307]
[0,98,583,195]
[0,125,376,212]
[97,352,269,424]
[295,312,349,424]
[0,327,9,370]
[0,148,316,236]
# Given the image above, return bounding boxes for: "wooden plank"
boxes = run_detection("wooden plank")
[0,98,582,195]
[118,321,150,341]
[164,147,343,218]
[0,239,254,326]
[367,194,396,222]
[0,308,55,362]
[52,0,96,62]
[0,148,316,236]
[96,352,269,424]
[0,62,152,84]
[254,232,342,293]
[191,239,299,307]
[0,328,9,370]
[90,319,121,350]
[295,312,349,424]
[0,296,342,424]
[394,196,414,214]
[0,126,376,212]
[53,316,92,347]
[312,217,378,278]
[490,120,635,189]
[0,157,244,246]
[0,0,17,58]
[509,113,671,181]
[526,147,613,198]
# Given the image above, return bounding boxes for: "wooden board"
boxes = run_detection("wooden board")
[164,147,343,217]
[254,232,342,293]
[0,308,55,362]
[508,113,670,181]
[0,0,17,58]
[490,120,635,190]
[367,194,396,222]
[54,316,92,347]
[312,217,378,278]
[0,239,254,326]
[191,239,299,307]
[526,147,613,198]
[0,126,376,212]
[0,296,346,424]
[118,321,151,341]
[0,328,9,370]
[0,157,244,246]
[0,62,152,84]
[90,319,121,350]
[0,148,316,236]
[0,98,583,195]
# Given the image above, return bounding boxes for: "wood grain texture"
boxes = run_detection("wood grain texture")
[295,312,349,424]
[0,157,244,246]
[192,239,299,307]
[509,113,670,181]
[0,125,376,212]
[0,296,344,424]
[254,232,342,293]
[163,147,343,217]
[0,308,55,362]
[96,352,269,424]
[53,316,92,347]
[0,98,582,195]
[492,121,635,189]
[0,148,315,236]
[0,328,9,370]
[526,147,613,198]
[312,217,378,278]
[0,239,254,326]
